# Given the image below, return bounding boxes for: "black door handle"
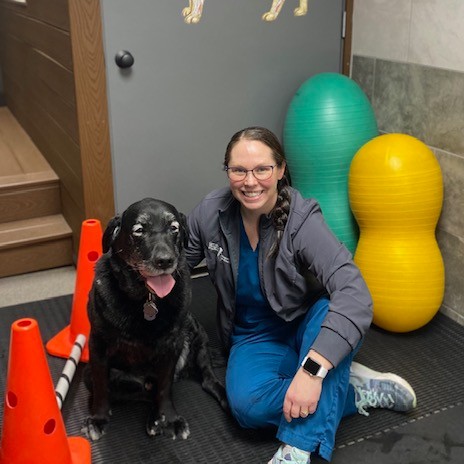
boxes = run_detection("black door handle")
[115,50,134,68]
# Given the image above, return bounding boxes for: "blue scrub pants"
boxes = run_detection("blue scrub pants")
[226,297,359,461]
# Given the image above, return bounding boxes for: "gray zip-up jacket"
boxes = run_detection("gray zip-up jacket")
[186,186,373,367]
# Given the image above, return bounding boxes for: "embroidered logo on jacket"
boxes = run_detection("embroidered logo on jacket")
[208,242,230,263]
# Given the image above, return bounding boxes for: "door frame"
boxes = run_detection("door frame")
[68,0,115,227]
[342,0,354,76]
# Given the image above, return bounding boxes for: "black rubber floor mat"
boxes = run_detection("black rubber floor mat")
[1,276,463,463]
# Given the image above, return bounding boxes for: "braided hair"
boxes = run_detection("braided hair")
[224,127,292,258]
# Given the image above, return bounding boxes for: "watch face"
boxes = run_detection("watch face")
[303,357,321,376]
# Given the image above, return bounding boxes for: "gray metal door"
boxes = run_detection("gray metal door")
[101,0,345,214]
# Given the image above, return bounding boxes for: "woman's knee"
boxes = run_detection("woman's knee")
[226,343,293,428]
[227,385,281,429]
[227,372,287,429]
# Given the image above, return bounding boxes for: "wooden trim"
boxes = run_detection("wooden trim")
[68,0,114,226]
[2,0,70,31]
[0,5,73,70]
[1,39,79,143]
[342,0,353,76]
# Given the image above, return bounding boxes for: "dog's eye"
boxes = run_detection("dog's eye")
[132,224,144,237]
[170,221,180,234]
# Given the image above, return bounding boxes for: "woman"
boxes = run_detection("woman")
[186,127,416,463]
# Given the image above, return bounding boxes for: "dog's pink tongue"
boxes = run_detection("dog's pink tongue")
[146,274,176,298]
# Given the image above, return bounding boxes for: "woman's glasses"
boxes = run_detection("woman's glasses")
[224,165,277,181]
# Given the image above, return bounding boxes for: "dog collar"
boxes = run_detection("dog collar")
[143,291,158,321]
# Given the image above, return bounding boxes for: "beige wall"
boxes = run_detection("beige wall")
[353,0,464,71]
[351,0,464,325]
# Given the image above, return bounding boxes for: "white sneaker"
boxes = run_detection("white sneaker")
[350,361,417,416]
[268,444,311,464]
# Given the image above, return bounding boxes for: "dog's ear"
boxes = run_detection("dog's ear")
[102,214,121,253]
[179,212,189,249]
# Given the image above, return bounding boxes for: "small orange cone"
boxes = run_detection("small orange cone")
[0,318,91,464]
[46,219,103,362]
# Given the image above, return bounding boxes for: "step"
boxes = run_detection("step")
[0,215,73,278]
[0,172,61,224]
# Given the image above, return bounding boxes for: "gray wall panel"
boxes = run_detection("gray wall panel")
[101,0,344,213]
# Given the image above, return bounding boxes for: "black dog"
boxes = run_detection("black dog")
[81,198,228,441]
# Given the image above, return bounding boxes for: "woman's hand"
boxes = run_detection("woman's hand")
[283,367,323,422]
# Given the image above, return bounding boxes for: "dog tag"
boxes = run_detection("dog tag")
[143,300,158,321]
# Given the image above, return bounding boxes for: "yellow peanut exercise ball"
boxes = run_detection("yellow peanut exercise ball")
[349,133,444,332]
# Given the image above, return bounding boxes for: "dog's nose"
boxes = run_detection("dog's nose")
[154,255,174,270]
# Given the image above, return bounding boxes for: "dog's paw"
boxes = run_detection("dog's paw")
[294,6,307,16]
[215,383,228,411]
[219,396,230,413]
[201,379,229,412]
[81,416,109,441]
[183,13,201,24]
[146,414,166,437]
[166,416,190,440]
[262,11,278,22]
[146,414,190,440]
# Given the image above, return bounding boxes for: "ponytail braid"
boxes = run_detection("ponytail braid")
[268,175,291,259]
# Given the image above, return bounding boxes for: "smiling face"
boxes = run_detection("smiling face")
[227,138,286,216]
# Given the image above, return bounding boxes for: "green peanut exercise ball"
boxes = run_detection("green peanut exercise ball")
[283,73,378,254]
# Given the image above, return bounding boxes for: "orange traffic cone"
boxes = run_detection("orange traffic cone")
[46,219,103,362]
[0,318,91,464]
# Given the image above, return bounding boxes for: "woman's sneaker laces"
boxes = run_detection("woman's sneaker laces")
[350,361,417,416]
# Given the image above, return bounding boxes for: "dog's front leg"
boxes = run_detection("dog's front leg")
[182,0,204,24]
[82,337,111,441]
[263,0,286,21]
[294,0,308,17]
[146,363,190,440]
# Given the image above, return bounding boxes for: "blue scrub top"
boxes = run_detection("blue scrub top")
[233,218,284,341]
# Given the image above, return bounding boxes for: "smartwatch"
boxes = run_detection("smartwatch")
[301,355,328,379]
